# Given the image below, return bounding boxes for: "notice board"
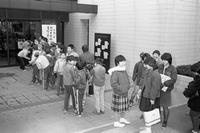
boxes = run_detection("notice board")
[94,33,111,72]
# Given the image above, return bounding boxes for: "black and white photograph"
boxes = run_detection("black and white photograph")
[0,0,200,133]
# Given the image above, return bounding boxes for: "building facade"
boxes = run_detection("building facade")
[66,0,200,74]
[0,0,97,66]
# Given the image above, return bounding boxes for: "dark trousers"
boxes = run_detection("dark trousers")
[64,85,75,111]
[78,89,85,114]
[49,66,54,86]
[55,74,63,95]
[43,66,51,90]
[190,109,200,132]
[18,57,25,70]
[32,64,40,83]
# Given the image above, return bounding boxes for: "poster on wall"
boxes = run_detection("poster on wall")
[94,33,111,72]
[42,24,57,43]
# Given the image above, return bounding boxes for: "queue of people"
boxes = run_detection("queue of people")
[17,36,199,133]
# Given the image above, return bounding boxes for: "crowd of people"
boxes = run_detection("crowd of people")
[16,36,199,133]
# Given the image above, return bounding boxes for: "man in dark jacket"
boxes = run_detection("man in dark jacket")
[183,61,200,133]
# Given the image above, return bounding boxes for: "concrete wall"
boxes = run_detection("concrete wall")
[65,0,200,75]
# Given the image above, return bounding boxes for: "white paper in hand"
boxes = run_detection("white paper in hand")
[160,74,171,92]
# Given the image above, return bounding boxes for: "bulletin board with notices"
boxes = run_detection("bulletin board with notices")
[42,24,57,43]
[94,33,111,72]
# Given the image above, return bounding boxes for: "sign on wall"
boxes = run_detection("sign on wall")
[42,24,57,43]
[94,33,111,72]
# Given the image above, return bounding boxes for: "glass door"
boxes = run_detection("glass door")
[0,21,8,66]
[0,20,41,67]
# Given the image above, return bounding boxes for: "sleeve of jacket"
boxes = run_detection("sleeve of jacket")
[164,67,177,89]
[183,81,198,98]
[132,63,139,82]
[110,72,121,93]
[150,73,161,100]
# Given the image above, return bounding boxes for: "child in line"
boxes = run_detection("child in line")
[74,62,87,117]
[108,55,131,128]
[29,45,40,85]
[63,55,77,113]
[54,52,66,96]
[90,58,106,115]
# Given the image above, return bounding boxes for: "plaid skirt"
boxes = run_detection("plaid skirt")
[111,93,129,112]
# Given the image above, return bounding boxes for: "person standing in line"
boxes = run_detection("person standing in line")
[35,52,50,90]
[44,48,54,90]
[63,55,77,113]
[90,58,106,115]
[108,55,130,128]
[158,52,177,127]
[74,61,87,117]
[152,50,163,66]
[54,52,66,96]
[79,44,94,99]
[183,61,200,133]
[66,44,79,107]
[79,44,94,65]
[139,56,161,133]
[29,45,40,85]
[131,52,146,105]
[66,44,79,59]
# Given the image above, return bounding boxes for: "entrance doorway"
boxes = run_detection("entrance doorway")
[0,20,41,67]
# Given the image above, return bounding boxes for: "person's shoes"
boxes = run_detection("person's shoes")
[162,121,167,127]
[92,110,101,115]
[113,121,125,128]
[100,110,105,114]
[29,81,35,85]
[191,130,198,133]
[120,118,130,124]
[63,109,67,114]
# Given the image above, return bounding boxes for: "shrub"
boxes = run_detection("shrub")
[176,65,195,77]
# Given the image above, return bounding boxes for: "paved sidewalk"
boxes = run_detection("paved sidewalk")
[0,67,63,111]
[0,67,112,112]
[0,66,194,133]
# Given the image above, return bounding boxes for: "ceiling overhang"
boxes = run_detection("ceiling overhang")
[0,0,97,14]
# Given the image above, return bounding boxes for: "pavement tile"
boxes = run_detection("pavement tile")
[0,103,9,109]
[34,94,51,101]
[15,96,31,105]
[46,94,59,99]
[23,95,41,103]
[6,98,20,106]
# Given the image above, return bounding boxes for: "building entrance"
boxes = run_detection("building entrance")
[0,20,41,67]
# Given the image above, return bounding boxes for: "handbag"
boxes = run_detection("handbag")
[143,108,161,126]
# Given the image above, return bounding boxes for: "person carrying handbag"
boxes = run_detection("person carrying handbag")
[139,56,161,133]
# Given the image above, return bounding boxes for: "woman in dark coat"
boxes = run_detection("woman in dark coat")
[158,53,177,127]
[139,56,161,132]
[183,61,200,133]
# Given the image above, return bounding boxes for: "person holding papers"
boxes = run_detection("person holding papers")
[158,53,177,127]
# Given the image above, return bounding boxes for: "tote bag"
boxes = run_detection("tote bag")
[143,108,161,126]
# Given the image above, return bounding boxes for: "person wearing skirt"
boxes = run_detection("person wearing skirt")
[108,55,131,128]
[139,56,161,133]
[158,53,177,127]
